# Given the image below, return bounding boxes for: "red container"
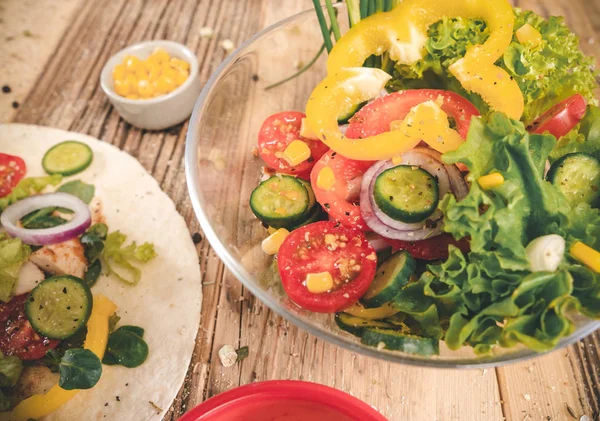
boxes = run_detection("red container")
[178,380,388,421]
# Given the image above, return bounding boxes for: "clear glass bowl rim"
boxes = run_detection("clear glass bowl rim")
[184,6,600,369]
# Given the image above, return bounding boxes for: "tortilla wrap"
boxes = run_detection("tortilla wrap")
[0,124,202,420]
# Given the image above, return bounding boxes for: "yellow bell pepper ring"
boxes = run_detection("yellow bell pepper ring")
[6,295,117,421]
[324,0,524,120]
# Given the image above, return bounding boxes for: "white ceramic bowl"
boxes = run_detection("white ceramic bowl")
[100,40,201,130]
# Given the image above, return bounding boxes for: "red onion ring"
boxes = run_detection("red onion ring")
[360,153,445,241]
[1,193,91,246]
[365,231,391,251]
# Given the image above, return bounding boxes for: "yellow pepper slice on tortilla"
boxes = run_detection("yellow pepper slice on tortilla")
[6,295,117,421]
[306,0,523,160]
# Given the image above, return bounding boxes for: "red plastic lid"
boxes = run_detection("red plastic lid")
[177,380,388,421]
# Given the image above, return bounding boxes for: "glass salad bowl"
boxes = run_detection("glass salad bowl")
[184,5,600,368]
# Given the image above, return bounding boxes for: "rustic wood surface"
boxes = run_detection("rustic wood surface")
[0,0,599,420]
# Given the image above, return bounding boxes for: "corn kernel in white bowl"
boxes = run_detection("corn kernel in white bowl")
[100,40,201,130]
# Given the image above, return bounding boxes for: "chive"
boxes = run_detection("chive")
[384,0,392,11]
[325,0,341,41]
[359,0,369,19]
[312,0,334,53]
[346,0,361,27]
[265,43,327,90]
[375,0,384,13]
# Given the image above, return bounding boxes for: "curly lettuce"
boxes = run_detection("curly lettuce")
[0,234,31,303]
[0,174,62,213]
[102,231,157,285]
[393,113,600,353]
[388,9,598,123]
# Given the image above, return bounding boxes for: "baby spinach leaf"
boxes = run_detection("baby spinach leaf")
[102,326,148,368]
[87,223,108,241]
[58,348,102,390]
[108,313,121,334]
[84,259,102,287]
[81,232,104,263]
[57,180,95,204]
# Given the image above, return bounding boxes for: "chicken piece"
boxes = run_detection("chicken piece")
[15,365,59,401]
[14,261,45,295]
[30,238,87,278]
[89,196,105,225]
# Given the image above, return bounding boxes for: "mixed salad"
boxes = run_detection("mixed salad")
[0,141,155,418]
[250,0,600,356]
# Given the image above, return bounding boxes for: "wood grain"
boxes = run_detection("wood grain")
[1,0,599,420]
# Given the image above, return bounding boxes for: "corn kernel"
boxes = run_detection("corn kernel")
[306,272,334,294]
[174,69,189,87]
[126,94,139,100]
[145,61,162,81]
[170,57,190,72]
[282,140,311,166]
[123,55,142,72]
[125,74,138,95]
[137,79,154,98]
[570,242,600,273]
[477,172,504,190]
[154,75,177,94]
[316,166,336,191]
[274,207,287,215]
[261,228,290,255]
[114,80,130,96]
[112,64,127,82]
[148,48,170,65]
[516,24,542,48]
[391,155,402,166]
[299,118,319,140]
[134,62,150,80]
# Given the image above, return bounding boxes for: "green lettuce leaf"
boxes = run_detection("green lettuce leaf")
[0,234,31,302]
[102,231,157,285]
[395,113,600,353]
[388,9,598,123]
[0,174,63,213]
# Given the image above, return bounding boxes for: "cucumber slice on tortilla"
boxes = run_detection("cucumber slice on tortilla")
[25,275,93,340]
[42,141,93,176]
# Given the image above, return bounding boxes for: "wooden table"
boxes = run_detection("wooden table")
[1,1,599,420]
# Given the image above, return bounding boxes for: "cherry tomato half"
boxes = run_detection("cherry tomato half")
[258,111,329,179]
[527,94,587,139]
[0,153,26,198]
[345,89,480,140]
[0,294,60,361]
[310,151,374,231]
[385,234,470,261]
[278,221,377,313]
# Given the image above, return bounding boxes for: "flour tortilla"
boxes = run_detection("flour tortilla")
[0,124,202,420]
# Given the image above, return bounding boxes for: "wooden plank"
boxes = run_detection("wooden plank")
[1,0,599,420]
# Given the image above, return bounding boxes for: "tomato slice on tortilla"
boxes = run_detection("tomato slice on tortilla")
[0,294,59,361]
[310,150,374,231]
[258,111,329,179]
[0,153,26,198]
[277,221,377,313]
[385,234,470,261]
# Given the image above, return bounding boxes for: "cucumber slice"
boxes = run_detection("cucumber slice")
[374,165,439,223]
[361,327,439,356]
[338,101,367,124]
[290,205,325,230]
[361,251,415,308]
[250,175,309,229]
[335,313,395,337]
[25,275,93,340]
[42,141,93,176]
[298,179,316,211]
[547,152,600,207]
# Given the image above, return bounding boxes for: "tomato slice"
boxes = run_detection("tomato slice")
[527,94,587,139]
[0,294,60,361]
[310,150,374,231]
[385,234,470,261]
[0,153,26,198]
[345,89,480,140]
[258,111,329,178]
[277,221,377,313]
